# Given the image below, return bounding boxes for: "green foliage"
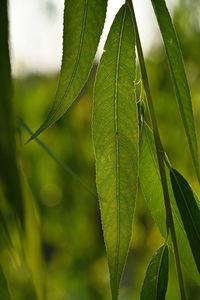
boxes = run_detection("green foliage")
[1,0,200,299]
[151,0,200,183]
[141,244,169,300]
[0,265,11,300]
[92,4,138,299]
[140,123,200,284]
[28,0,108,142]
[170,168,200,273]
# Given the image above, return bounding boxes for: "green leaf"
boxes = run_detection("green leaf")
[0,0,24,223]
[139,123,200,283]
[141,244,169,300]
[0,265,11,300]
[21,168,46,300]
[92,4,138,300]
[28,0,107,141]
[151,0,200,182]
[170,168,200,273]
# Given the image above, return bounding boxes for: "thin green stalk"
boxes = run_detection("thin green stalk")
[19,118,96,197]
[128,1,186,299]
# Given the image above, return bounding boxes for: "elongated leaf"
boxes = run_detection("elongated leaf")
[93,4,138,300]
[151,0,200,182]
[141,244,169,300]
[0,0,24,222]
[170,169,200,273]
[139,123,200,283]
[28,0,107,141]
[0,265,11,300]
[21,168,46,300]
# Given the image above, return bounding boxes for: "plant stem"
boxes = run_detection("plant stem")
[128,1,186,299]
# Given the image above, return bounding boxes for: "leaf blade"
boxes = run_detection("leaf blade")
[93,4,138,299]
[0,0,24,223]
[170,168,200,273]
[151,0,200,182]
[141,244,169,300]
[28,0,107,141]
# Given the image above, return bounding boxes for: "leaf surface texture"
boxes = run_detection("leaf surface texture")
[93,4,138,299]
[29,0,107,140]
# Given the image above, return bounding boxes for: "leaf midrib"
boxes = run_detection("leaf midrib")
[113,4,127,289]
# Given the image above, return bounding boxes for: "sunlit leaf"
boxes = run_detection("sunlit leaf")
[0,265,11,300]
[141,244,169,300]
[151,0,200,182]
[93,4,138,299]
[139,123,200,283]
[28,0,107,141]
[0,0,24,223]
[170,168,200,273]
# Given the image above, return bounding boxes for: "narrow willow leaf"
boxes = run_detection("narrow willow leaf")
[151,0,200,182]
[170,169,200,273]
[141,244,169,300]
[0,265,11,300]
[28,0,107,142]
[139,123,200,283]
[0,0,24,222]
[93,4,138,300]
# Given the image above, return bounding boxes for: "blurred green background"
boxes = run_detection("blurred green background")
[1,0,200,299]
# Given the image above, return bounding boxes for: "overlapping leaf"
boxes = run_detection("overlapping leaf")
[93,4,138,299]
[141,244,169,300]
[170,169,200,273]
[151,0,200,182]
[28,0,107,141]
[139,123,200,283]
[0,265,11,300]
[0,0,24,223]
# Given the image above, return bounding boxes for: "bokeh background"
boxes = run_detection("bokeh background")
[4,0,200,299]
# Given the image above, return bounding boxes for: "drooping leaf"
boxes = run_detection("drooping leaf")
[28,0,107,141]
[93,4,138,300]
[139,123,200,283]
[0,265,11,300]
[141,244,169,300]
[170,168,200,273]
[151,0,200,182]
[0,0,24,223]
